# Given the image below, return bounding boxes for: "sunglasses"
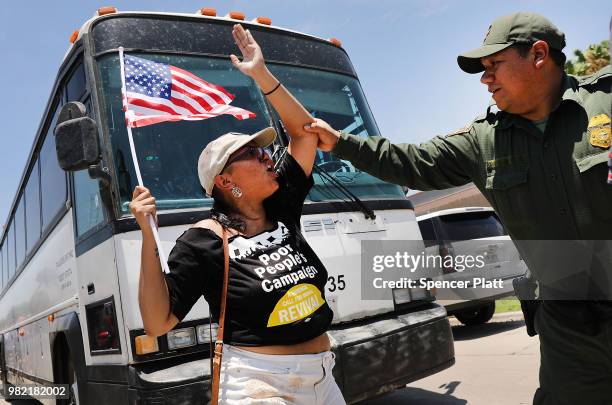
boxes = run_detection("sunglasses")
[224,145,270,168]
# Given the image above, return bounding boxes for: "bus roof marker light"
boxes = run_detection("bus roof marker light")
[228,11,246,20]
[255,16,272,25]
[69,30,79,44]
[198,8,217,17]
[97,6,118,16]
[47,314,55,322]
[329,38,342,47]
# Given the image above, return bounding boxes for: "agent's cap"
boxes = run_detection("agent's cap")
[457,12,566,74]
[197,127,277,196]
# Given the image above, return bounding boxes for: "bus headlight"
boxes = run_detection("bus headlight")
[392,288,411,304]
[196,324,218,344]
[392,287,432,305]
[167,327,196,350]
[408,287,430,301]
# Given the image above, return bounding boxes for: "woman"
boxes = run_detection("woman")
[130,25,346,404]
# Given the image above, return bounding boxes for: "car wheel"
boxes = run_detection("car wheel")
[455,301,495,326]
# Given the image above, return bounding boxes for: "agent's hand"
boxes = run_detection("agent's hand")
[303,119,341,152]
[231,24,266,79]
[129,186,158,230]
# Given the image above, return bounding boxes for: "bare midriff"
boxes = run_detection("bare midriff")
[235,333,331,355]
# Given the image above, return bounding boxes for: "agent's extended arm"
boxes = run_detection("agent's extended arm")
[304,118,480,190]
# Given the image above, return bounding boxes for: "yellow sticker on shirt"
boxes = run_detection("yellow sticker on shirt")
[588,114,611,149]
[267,284,325,327]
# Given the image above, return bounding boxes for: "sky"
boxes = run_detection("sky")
[0,0,610,225]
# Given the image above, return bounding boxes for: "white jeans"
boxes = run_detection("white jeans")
[218,344,346,405]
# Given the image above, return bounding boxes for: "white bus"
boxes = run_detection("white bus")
[0,7,454,404]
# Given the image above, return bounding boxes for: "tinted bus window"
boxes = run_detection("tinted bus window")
[40,107,67,230]
[418,219,438,247]
[66,63,86,102]
[0,247,3,290]
[15,197,26,268]
[25,161,42,252]
[7,221,15,279]
[438,211,506,241]
[2,243,7,287]
[74,169,106,236]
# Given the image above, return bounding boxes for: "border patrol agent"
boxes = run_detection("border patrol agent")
[305,12,612,405]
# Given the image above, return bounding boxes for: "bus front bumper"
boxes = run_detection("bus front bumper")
[128,304,454,404]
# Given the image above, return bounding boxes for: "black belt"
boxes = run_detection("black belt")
[543,300,612,322]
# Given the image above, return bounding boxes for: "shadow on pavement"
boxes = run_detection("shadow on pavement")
[452,319,526,341]
[360,386,467,404]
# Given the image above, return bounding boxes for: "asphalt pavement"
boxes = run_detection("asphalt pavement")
[360,311,540,405]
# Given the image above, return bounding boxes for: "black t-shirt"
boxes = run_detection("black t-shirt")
[164,154,334,346]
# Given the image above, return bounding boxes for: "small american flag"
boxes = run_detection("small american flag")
[122,54,256,128]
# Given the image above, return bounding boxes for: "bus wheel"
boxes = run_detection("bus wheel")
[455,301,495,326]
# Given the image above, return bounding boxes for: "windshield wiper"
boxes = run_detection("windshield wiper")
[270,121,375,220]
[312,163,376,220]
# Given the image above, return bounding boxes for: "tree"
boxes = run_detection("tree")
[565,40,610,76]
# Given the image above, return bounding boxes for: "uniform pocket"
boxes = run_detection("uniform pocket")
[485,169,528,190]
[484,167,531,230]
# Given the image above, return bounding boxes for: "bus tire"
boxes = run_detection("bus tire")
[455,301,495,326]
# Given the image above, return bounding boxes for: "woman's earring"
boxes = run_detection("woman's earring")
[231,186,243,198]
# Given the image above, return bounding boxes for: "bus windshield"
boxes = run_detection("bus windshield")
[97,54,404,215]
[266,65,405,202]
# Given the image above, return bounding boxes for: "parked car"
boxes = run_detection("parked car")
[417,207,527,325]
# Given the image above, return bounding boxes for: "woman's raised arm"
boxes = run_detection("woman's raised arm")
[230,24,318,176]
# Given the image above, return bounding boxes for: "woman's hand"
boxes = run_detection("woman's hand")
[231,24,266,79]
[129,186,158,230]
[303,119,341,152]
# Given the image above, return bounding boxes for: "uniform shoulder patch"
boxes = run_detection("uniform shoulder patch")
[473,112,490,123]
[445,124,473,137]
[445,113,488,138]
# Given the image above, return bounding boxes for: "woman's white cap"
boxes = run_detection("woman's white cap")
[198,127,277,196]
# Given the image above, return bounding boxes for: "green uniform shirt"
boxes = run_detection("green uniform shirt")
[333,66,612,242]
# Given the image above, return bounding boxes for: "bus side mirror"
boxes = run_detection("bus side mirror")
[54,102,101,171]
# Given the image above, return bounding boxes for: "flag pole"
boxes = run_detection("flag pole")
[118,47,171,274]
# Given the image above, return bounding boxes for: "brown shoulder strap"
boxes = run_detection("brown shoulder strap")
[218,227,230,342]
[211,227,230,405]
